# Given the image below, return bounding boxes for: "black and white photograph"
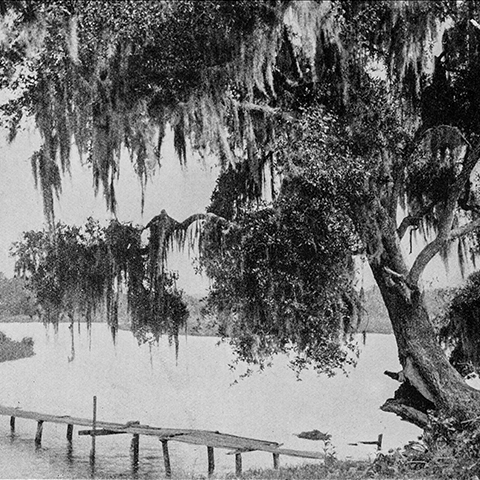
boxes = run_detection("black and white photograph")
[0,1,480,479]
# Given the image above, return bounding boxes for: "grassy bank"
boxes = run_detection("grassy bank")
[0,330,34,362]
[220,456,442,480]
[224,436,479,480]
[184,457,436,480]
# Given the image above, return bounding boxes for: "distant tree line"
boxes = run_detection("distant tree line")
[0,272,36,318]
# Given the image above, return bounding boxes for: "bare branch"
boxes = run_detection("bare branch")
[231,100,296,121]
[397,199,439,240]
[407,237,443,287]
[397,216,420,240]
[407,217,480,286]
[449,217,480,242]
[177,212,230,231]
[145,210,233,240]
[397,215,422,240]
[384,266,405,279]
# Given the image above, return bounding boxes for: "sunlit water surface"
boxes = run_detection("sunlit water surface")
[0,323,421,479]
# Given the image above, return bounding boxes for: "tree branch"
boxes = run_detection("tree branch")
[406,139,480,286]
[176,212,230,230]
[380,399,429,429]
[407,217,480,286]
[146,210,231,233]
[397,201,438,240]
[396,127,473,240]
[397,216,419,240]
[231,100,296,121]
[449,217,480,241]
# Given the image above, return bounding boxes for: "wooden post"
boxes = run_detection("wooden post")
[377,433,383,451]
[207,446,215,476]
[273,452,280,469]
[66,424,73,442]
[90,396,97,461]
[10,416,15,433]
[161,440,172,478]
[235,453,242,476]
[131,434,140,466]
[35,420,44,446]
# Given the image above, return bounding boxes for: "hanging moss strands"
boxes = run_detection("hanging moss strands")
[11,218,188,346]
[0,0,442,228]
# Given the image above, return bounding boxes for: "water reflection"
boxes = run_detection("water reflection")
[89,451,96,479]
[68,321,75,363]
[66,442,74,464]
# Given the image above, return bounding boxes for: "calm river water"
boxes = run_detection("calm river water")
[0,323,421,479]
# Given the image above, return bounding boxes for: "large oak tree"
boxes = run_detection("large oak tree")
[4,0,480,428]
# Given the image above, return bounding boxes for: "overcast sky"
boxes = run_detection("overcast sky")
[0,124,218,295]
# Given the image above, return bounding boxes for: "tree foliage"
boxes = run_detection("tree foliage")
[0,272,36,317]
[202,170,360,375]
[11,219,188,345]
[0,0,286,218]
[0,0,449,219]
[440,271,480,377]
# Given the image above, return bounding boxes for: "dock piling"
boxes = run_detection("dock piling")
[273,452,280,469]
[235,453,242,476]
[10,416,15,434]
[207,446,215,476]
[161,440,172,478]
[35,420,44,446]
[67,424,73,442]
[377,434,383,451]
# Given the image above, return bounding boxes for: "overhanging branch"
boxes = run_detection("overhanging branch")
[143,209,232,286]
[177,212,230,231]
[397,202,438,240]
[145,211,230,232]
[407,217,480,286]
[405,138,480,286]
[231,100,296,121]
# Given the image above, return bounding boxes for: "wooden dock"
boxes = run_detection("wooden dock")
[0,402,324,476]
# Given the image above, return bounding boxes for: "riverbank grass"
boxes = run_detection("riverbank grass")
[222,460,435,480]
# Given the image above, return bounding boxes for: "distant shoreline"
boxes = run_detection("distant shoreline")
[0,329,34,362]
[0,314,394,335]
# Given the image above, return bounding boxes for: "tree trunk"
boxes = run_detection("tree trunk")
[367,216,480,426]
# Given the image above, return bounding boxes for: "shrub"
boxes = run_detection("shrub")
[0,332,34,363]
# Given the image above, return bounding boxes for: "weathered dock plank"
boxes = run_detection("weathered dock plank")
[0,404,324,461]
[168,432,280,451]
[227,446,324,459]
[78,428,128,436]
